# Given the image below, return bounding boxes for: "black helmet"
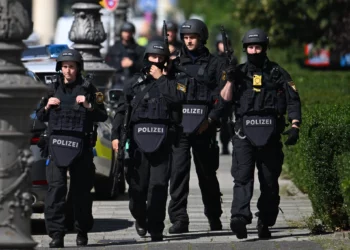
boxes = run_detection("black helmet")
[180,19,209,44]
[242,28,269,48]
[166,21,178,33]
[144,40,170,59]
[120,22,135,33]
[216,33,231,45]
[55,49,83,72]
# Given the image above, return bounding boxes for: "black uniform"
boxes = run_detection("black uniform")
[111,71,185,238]
[216,52,237,155]
[168,44,225,229]
[36,75,108,239]
[105,39,145,89]
[228,58,301,235]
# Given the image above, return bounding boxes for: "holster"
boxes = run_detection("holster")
[227,119,235,138]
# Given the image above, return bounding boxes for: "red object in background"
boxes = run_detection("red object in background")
[304,43,330,67]
[31,136,40,145]
[102,0,119,11]
[32,180,48,185]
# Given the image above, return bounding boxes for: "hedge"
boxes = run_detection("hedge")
[283,103,350,230]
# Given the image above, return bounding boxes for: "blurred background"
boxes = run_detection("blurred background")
[21,0,350,68]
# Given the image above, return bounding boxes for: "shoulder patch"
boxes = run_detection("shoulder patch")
[221,71,227,81]
[288,81,297,92]
[176,83,186,93]
[95,92,104,104]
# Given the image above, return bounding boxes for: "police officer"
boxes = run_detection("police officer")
[220,28,302,239]
[36,49,108,248]
[105,22,145,89]
[111,40,185,241]
[166,21,182,59]
[167,19,225,234]
[215,33,238,155]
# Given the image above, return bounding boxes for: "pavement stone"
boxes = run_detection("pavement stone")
[32,143,319,249]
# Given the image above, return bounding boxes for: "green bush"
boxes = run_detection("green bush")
[284,104,350,230]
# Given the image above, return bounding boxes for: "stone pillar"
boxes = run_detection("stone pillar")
[0,0,47,249]
[32,0,58,44]
[114,0,129,42]
[69,2,115,93]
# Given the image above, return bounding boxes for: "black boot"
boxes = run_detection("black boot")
[168,221,189,234]
[76,232,88,246]
[150,232,163,241]
[49,236,64,248]
[135,220,147,237]
[230,217,248,239]
[209,218,222,231]
[257,219,271,239]
[221,145,230,155]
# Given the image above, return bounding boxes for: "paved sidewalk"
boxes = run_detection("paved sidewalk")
[32,144,316,249]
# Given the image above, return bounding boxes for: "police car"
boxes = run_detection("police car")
[23,45,125,206]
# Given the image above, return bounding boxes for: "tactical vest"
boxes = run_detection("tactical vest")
[175,61,213,134]
[235,63,287,147]
[48,82,89,167]
[130,79,170,153]
[49,84,88,134]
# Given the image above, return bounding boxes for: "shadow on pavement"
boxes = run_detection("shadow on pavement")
[92,192,130,202]
[91,218,133,233]
[243,232,312,242]
[31,218,133,235]
[164,230,234,241]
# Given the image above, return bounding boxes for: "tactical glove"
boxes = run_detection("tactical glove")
[282,127,299,146]
[225,64,236,82]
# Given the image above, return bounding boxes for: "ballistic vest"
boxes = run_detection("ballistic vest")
[235,61,288,147]
[49,83,88,135]
[174,56,215,134]
[235,62,287,117]
[130,77,170,153]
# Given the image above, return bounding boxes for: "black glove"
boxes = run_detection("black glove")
[282,127,299,146]
[225,64,236,82]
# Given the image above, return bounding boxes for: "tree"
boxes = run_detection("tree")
[233,0,350,49]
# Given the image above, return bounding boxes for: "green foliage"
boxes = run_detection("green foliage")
[178,0,350,51]
[233,0,350,48]
[284,103,350,230]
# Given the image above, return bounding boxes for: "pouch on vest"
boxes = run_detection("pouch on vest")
[181,104,207,134]
[133,123,167,153]
[242,115,276,147]
[49,135,83,167]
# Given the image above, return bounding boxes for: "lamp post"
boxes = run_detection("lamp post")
[69,2,115,93]
[0,0,47,248]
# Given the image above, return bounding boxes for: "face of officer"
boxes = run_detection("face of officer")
[217,42,224,53]
[246,44,263,54]
[121,31,133,42]
[148,53,165,63]
[61,61,78,83]
[167,30,176,43]
[183,34,200,51]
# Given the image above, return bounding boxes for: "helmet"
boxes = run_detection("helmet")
[180,19,208,44]
[120,22,135,33]
[144,40,170,59]
[55,49,83,72]
[242,28,269,48]
[166,21,178,33]
[216,33,231,45]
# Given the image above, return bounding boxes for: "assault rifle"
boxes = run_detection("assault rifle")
[111,100,132,197]
[163,20,169,49]
[220,25,235,65]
